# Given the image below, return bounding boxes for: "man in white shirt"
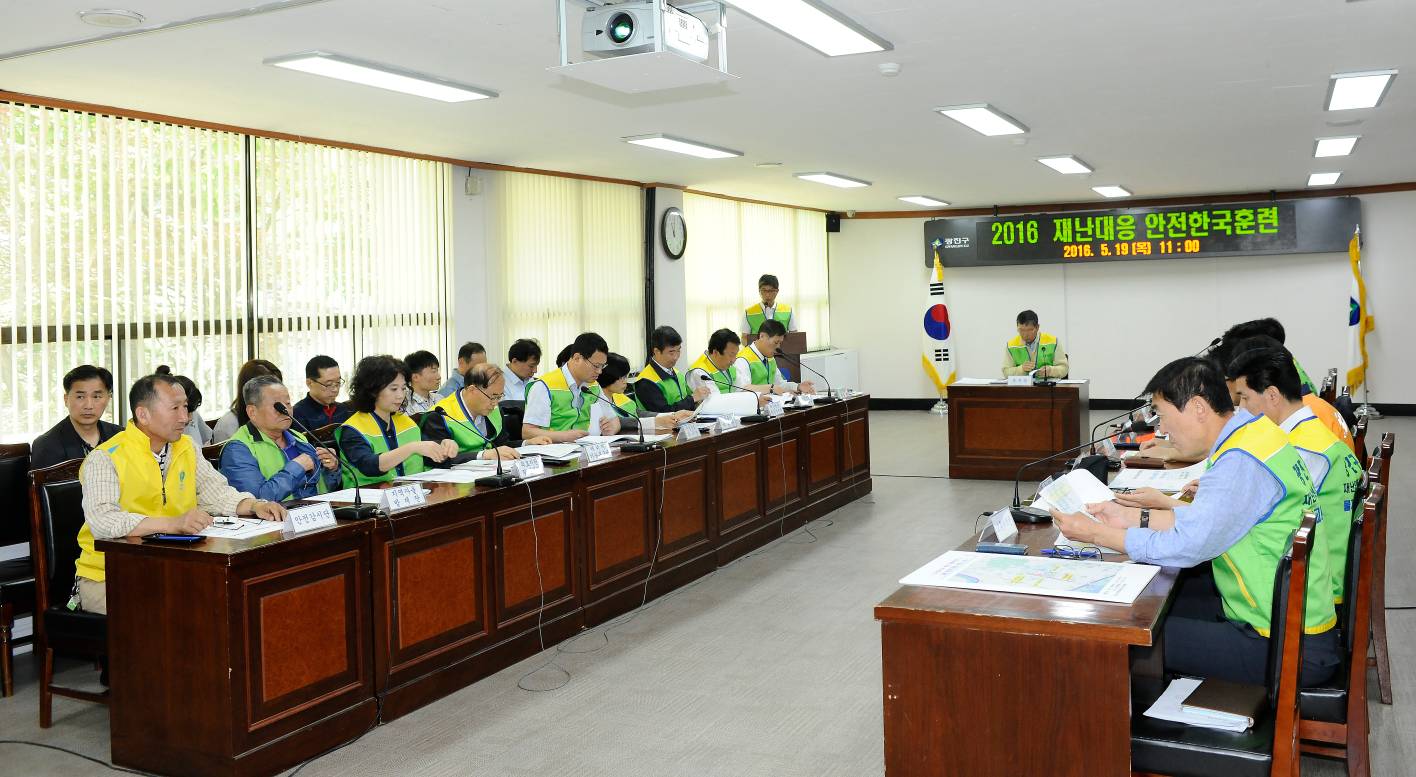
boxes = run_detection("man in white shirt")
[502,338,541,401]
[743,273,795,334]
[522,332,620,442]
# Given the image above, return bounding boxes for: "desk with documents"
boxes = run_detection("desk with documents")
[875,520,1180,777]
[98,396,871,777]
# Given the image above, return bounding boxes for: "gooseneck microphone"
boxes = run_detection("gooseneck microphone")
[780,346,841,404]
[276,402,378,520]
[430,407,521,488]
[588,389,659,453]
[1008,415,1154,524]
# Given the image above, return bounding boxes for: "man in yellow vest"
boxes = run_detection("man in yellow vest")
[736,319,816,396]
[1051,357,1339,687]
[743,274,795,335]
[1002,310,1069,378]
[522,332,620,442]
[1227,347,1363,606]
[75,373,287,614]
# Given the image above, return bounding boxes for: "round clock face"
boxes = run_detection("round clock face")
[662,207,687,259]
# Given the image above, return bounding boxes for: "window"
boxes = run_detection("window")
[497,172,644,367]
[0,100,453,441]
[682,193,829,355]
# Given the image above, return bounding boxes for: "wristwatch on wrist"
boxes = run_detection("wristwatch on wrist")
[1140,508,1151,529]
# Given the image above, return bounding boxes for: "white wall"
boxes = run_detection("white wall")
[829,190,1416,403]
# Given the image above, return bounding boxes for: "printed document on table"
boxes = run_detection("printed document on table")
[303,488,384,503]
[397,469,483,484]
[1110,460,1206,492]
[578,434,671,444]
[899,550,1160,604]
[518,443,582,459]
[201,517,284,539]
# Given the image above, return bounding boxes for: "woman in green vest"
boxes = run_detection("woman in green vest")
[336,355,458,487]
[423,363,551,459]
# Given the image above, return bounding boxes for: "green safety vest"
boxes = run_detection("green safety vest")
[739,344,778,386]
[336,411,425,487]
[635,361,689,412]
[745,302,791,334]
[1206,414,1335,637]
[1288,414,1363,604]
[1007,333,1057,368]
[690,353,736,393]
[431,392,503,455]
[228,424,330,500]
[528,368,600,432]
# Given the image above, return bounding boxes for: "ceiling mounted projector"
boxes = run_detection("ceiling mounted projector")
[582,1,710,64]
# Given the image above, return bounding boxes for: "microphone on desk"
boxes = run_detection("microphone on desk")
[1008,409,1158,524]
[587,388,660,453]
[780,347,841,404]
[1088,395,1151,451]
[703,371,769,424]
[429,407,522,488]
[276,402,378,520]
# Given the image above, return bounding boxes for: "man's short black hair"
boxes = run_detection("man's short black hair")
[1144,357,1235,415]
[1016,309,1039,327]
[63,364,113,393]
[1224,318,1286,345]
[757,274,779,289]
[305,355,339,381]
[708,328,741,355]
[758,319,787,338]
[598,353,631,388]
[1211,334,1284,373]
[507,338,541,363]
[649,326,683,354]
[404,350,440,375]
[129,373,182,412]
[457,341,486,362]
[349,355,410,413]
[569,332,609,361]
[1226,348,1304,403]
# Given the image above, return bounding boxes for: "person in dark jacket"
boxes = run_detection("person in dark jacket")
[30,365,122,469]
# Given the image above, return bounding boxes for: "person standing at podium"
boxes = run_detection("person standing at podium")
[1002,310,1068,378]
[743,273,795,334]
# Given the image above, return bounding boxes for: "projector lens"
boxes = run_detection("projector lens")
[608,13,635,44]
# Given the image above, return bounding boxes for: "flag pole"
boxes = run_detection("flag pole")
[1348,224,1382,420]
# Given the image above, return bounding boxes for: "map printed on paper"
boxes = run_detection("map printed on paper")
[899,550,1160,604]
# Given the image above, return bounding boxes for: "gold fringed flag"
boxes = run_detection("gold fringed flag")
[1346,225,1374,391]
[922,243,957,397]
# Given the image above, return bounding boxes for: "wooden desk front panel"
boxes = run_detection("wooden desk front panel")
[807,414,843,496]
[492,489,577,633]
[656,451,716,565]
[947,384,1087,480]
[582,468,655,598]
[717,437,765,537]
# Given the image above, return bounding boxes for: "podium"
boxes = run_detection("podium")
[742,331,807,381]
[946,380,1089,480]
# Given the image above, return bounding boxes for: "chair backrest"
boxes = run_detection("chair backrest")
[1342,483,1383,670]
[0,442,33,549]
[1319,371,1337,405]
[27,459,86,616]
[1352,416,1369,470]
[1265,512,1315,706]
[202,441,226,467]
[499,400,526,444]
[1378,432,1394,487]
[1266,513,1314,776]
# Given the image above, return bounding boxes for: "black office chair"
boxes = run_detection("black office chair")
[1298,478,1384,774]
[309,422,339,448]
[1130,514,1315,777]
[1333,386,1359,431]
[29,458,108,727]
[201,441,226,468]
[0,442,36,697]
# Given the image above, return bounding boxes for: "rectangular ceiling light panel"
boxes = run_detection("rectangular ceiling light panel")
[726,0,891,56]
[266,52,497,102]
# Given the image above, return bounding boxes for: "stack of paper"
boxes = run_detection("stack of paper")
[397,469,483,484]
[518,443,582,459]
[1142,678,1253,732]
[201,517,284,540]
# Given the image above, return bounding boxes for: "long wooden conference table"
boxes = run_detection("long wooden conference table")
[96,396,870,777]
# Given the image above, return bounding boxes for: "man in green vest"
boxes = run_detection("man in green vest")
[75,373,287,614]
[635,325,711,413]
[743,273,795,335]
[687,329,744,395]
[1002,309,1069,378]
[1227,346,1363,605]
[1051,357,1340,687]
[736,319,816,396]
[424,363,552,458]
[219,375,341,501]
[522,331,619,442]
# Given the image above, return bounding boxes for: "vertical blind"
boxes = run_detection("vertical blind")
[498,172,644,367]
[682,193,830,355]
[0,101,454,441]
[0,104,248,438]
